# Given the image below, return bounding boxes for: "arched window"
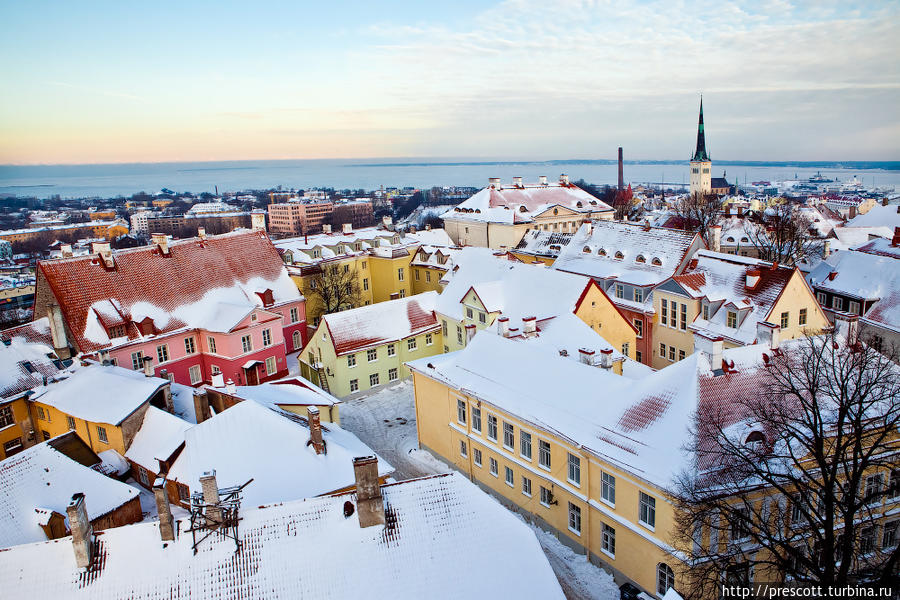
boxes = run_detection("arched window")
[292,330,302,351]
[583,246,591,254]
[576,201,583,208]
[614,251,624,260]
[598,248,607,256]
[651,257,662,266]
[727,236,735,242]
[635,255,646,263]
[520,205,528,212]
[657,563,675,595]
[745,430,765,452]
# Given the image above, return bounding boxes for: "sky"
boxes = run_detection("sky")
[1,0,898,164]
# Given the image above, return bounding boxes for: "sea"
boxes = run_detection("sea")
[1,159,899,200]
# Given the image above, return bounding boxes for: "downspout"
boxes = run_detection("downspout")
[581,446,592,561]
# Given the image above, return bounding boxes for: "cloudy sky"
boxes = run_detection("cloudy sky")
[1,0,898,164]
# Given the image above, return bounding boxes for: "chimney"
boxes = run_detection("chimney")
[353,456,385,528]
[578,348,595,365]
[47,304,71,359]
[893,227,900,247]
[342,223,352,234]
[513,176,523,188]
[497,316,510,338]
[538,175,548,186]
[489,177,501,189]
[142,355,154,377]
[193,392,210,423]
[882,198,889,207]
[66,493,93,568]
[823,239,831,258]
[617,147,624,191]
[694,333,724,373]
[737,206,744,216]
[599,348,614,370]
[151,233,169,255]
[745,269,761,289]
[197,227,206,240]
[322,224,332,234]
[251,211,267,231]
[92,241,114,268]
[199,470,222,528]
[559,174,570,186]
[307,406,325,455]
[60,244,73,258]
[425,223,432,231]
[834,312,859,346]
[210,372,225,388]
[465,323,476,343]
[153,479,175,541]
[225,379,236,394]
[382,215,393,229]
[709,225,722,253]
[522,316,537,337]
[756,321,781,350]
[409,224,417,234]
[583,219,593,235]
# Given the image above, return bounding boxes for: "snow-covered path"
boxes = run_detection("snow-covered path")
[339,380,620,600]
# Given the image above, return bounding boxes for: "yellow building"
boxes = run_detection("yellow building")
[650,250,830,370]
[0,396,33,459]
[410,246,456,295]
[299,292,443,398]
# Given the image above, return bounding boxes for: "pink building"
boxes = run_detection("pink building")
[34,230,306,387]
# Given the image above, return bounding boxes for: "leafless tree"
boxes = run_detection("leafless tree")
[305,263,362,320]
[673,192,723,246]
[670,334,900,598]
[744,203,819,265]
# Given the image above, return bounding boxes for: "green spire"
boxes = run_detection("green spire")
[692,97,710,162]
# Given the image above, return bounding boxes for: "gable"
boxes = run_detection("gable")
[532,205,581,219]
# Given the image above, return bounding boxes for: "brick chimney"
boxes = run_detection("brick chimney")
[599,348,614,370]
[522,316,537,337]
[307,406,325,455]
[538,175,548,186]
[578,348,595,365]
[153,479,175,541]
[893,227,900,247]
[745,269,761,289]
[197,227,206,240]
[66,493,93,568]
[47,304,71,359]
[694,333,724,373]
[142,355,154,377]
[823,239,831,258]
[708,225,722,253]
[497,316,510,337]
[353,456,385,528]
[199,471,222,528]
[193,392,210,423]
[489,177,501,189]
[464,323,476,343]
[513,176,523,188]
[342,223,352,234]
[151,233,169,255]
[92,242,114,268]
[756,321,781,350]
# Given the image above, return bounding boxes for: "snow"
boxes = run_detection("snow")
[0,329,63,401]
[230,378,339,410]
[170,382,199,423]
[846,202,900,229]
[127,478,189,523]
[96,449,130,476]
[528,520,621,600]
[124,406,191,471]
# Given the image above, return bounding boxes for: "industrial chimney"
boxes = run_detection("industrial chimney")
[617,147,624,191]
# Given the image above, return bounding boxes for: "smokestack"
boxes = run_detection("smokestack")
[92,241,114,268]
[66,493,93,569]
[465,323,476,343]
[823,239,831,257]
[342,223,352,234]
[834,312,859,346]
[745,269,761,289]
[694,333,724,373]
[497,316,510,338]
[523,316,537,337]
[353,456,385,528]
[199,471,222,528]
[151,233,169,256]
[599,348,614,370]
[559,174,570,186]
[251,211,266,231]
[709,225,722,253]
[47,304,71,359]
[142,355,154,377]
[617,147,624,191]
[197,227,206,240]
[578,348,595,365]
[153,479,175,541]
[756,321,781,350]
[513,176,523,188]
[382,215,393,229]
[538,175,548,186]
[489,177,501,189]
[225,379,236,394]
[60,244,73,258]
[307,406,325,455]
[210,372,225,388]
[322,224,332,234]
[193,392,210,424]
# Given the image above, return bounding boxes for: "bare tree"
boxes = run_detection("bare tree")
[305,263,362,320]
[745,203,818,265]
[671,334,900,598]
[673,192,723,245]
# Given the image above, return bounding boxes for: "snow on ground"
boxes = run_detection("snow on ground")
[340,380,621,600]
[286,350,301,376]
[127,478,190,522]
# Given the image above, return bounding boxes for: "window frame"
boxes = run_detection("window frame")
[240,334,251,353]
[639,491,657,530]
[472,406,482,433]
[489,457,498,476]
[504,466,514,487]
[503,422,515,450]
[457,399,467,425]
[601,523,616,558]
[388,367,398,381]
[369,373,379,387]
[567,452,581,486]
[156,344,169,364]
[189,364,202,384]
[96,425,109,444]
[473,448,482,466]
[601,472,616,506]
[185,336,196,354]
[265,356,277,375]
[568,502,582,535]
[487,414,498,441]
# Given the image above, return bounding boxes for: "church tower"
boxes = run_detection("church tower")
[689,98,712,196]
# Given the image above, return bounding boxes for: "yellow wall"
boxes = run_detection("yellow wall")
[769,270,830,339]
[411,265,447,295]
[0,398,33,459]
[650,292,699,370]
[289,255,374,326]
[31,401,129,455]
[278,403,341,425]
[508,251,556,266]
[369,251,415,303]
[573,282,638,360]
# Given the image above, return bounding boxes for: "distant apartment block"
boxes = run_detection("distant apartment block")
[268,201,333,236]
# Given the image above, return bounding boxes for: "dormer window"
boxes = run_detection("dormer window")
[355,242,362,251]
[745,430,766,452]
[635,255,646,264]
[576,201,583,208]
[614,251,624,260]
[256,289,275,307]
[598,248,607,256]
[519,205,527,212]
[727,236,735,242]
[583,246,591,254]
[108,324,127,338]
[651,257,662,266]
[312,249,321,258]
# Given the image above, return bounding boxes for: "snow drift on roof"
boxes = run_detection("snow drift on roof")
[324,292,439,356]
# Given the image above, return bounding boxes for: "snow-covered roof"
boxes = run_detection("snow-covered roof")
[169,382,200,424]
[442,179,613,224]
[0,318,65,401]
[831,225,893,248]
[31,364,167,425]
[275,227,410,265]
[409,245,464,269]
[323,292,440,356]
[0,472,564,599]
[124,406,191,470]
[228,377,340,409]
[405,227,454,247]
[493,312,626,366]
[854,235,900,260]
[553,221,702,287]
[0,439,138,548]
[514,229,574,258]
[845,202,900,229]
[167,400,393,506]
[37,230,301,352]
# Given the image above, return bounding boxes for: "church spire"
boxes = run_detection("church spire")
[692,97,709,162]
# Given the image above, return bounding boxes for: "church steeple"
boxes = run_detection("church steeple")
[692,98,709,162]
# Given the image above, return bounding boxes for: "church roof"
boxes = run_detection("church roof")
[691,99,710,162]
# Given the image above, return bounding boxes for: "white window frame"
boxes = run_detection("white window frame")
[387,343,395,357]
[156,344,169,364]
[367,348,377,362]
[567,453,581,486]
[568,502,582,535]
[505,466,514,487]
[290,307,299,323]
[601,523,616,558]
[489,457,498,476]
[347,354,357,367]
[539,440,551,470]
[369,373,379,387]
[189,364,202,385]
[185,336,196,354]
[459,440,467,458]
[639,491,657,530]
[407,337,417,351]
[471,406,482,433]
[241,335,251,353]
[265,356,277,375]
[131,350,143,371]
[522,476,532,497]
[349,378,358,392]
[520,430,532,460]
[457,399,467,425]
[540,486,552,508]
[503,422,514,450]
[388,367,398,381]
[487,414,498,441]
[262,328,272,347]
[473,448,482,467]
[97,426,109,444]
[601,472,616,506]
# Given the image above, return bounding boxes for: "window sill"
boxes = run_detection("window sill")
[568,527,582,537]
[567,479,581,488]
[600,498,615,509]
[601,548,615,561]
[520,454,532,461]
[540,501,550,509]
[522,492,532,498]
[539,464,551,472]
[505,481,514,488]
[490,472,498,478]
[638,521,656,532]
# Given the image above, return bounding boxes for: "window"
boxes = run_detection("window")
[397,268,404,281]
[386,344,395,357]
[399,289,406,298]
[522,476,532,497]
[639,492,656,528]
[833,297,844,311]
[568,502,582,535]
[634,288,643,303]
[350,379,358,392]
[601,472,616,505]
[539,440,551,469]
[849,300,860,314]
[634,319,643,338]
[817,291,827,305]
[241,335,251,353]
[467,406,481,434]
[865,473,884,501]
[540,486,552,507]
[363,278,369,291]
[367,348,377,362]
[727,311,737,328]
[636,350,642,363]
[388,367,398,381]
[185,337,196,354]
[503,422,514,449]
[884,521,898,548]
[860,527,876,555]
[347,354,357,367]
[156,344,169,364]
[41,430,50,441]
[457,399,467,424]
[622,342,629,357]
[781,311,789,329]
[459,440,467,458]
[0,406,13,428]
[415,269,420,281]
[131,351,144,371]
[659,343,666,358]
[343,264,349,274]
[369,373,379,386]
[661,299,668,325]
[657,563,675,595]
[478,311,486,324]
[489,457,498,476]
[262,329,272,347]
[520,431,532,460]
[97,426,109,444]
[466,307,474,319]
[457,326,463,344]
[889,469,900,498]
[425,333,433,346]
[602,523,616,557]
[139,467,150,486]
[265,356,276,375]
[66,416,76,431]
[407,338,417,351]
[615,283,624,299]
[426,271,431,282]
[668,345,675,361]
[680,303,687,330]
[3,438,23,457]
[211,365,221,375]
[442,320,448,336]
[178,483,190,502]
[487,415,497,441]
[505,466,514,486]
[703,304,710,320]
[290,307,299,323]
[189,365,202,384]
[799,308,807,325]
[568,453,581,485]
[361,260,367,270]
[473,448,482,466]
[36,405,46,421]
[731,507,750,541]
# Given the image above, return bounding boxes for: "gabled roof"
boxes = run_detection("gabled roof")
[0,438,138,548]
[854,236,900,260]
[846,202,900,229]
[0,318,66,401]
[167,400,393,506]
[323,292,439,356]
[229,377,340,408]
[124,406,192,470]
[0,472,564,599]
[37,230,301,352]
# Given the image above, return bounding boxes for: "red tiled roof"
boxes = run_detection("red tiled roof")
[324,292,440,356]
